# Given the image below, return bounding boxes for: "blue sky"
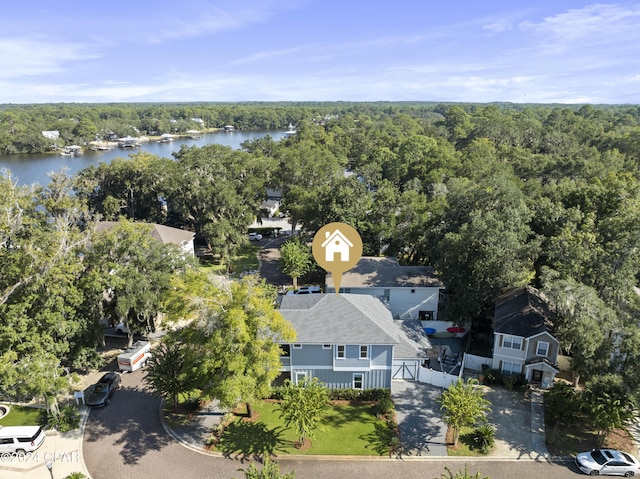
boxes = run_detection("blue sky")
[1,0,639,104]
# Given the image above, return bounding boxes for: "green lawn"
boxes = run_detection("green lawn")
[447,426,488,457]
[0,405,46,427]
[213,401,395,456]
[199,244,260,277]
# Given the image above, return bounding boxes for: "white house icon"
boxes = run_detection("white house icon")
[321,229,353,262]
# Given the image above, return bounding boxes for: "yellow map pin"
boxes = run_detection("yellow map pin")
[312,222,363,295]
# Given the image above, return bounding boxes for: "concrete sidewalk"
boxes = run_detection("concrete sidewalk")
[0,406,92,479]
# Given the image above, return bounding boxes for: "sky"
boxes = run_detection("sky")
[1,0,639,104]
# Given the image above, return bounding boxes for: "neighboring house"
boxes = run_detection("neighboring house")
[277,294,431,388]
[260,199,280,218]
[321,229,353,262]
[41,130,60,140]
[491,286,559,387]
[325,257,444,321]
[95,221,195,257]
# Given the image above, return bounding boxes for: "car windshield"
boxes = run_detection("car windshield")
[591,450,608,465]
[94,384,109,393]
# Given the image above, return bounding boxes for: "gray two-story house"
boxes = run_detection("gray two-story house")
[491,287,560,387]
[325,257,444,321]
[277,294,430,389]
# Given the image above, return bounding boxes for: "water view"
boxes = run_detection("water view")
[0,129,289,186]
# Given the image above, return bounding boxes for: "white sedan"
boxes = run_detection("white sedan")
[575,449,640,476]
[248,232,263,241]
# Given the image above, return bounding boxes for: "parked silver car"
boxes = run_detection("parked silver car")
[575,449,640,476]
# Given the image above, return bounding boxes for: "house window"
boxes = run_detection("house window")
[501,361,522,375]
[536,341,549,357]
[295,372,307,385]
[293,344,302,349]
[322,344,331,349]
[336,345,345,359]
[353,373,363,390]
[502,335,523,350]
[359,345,368,359]
[280,344,290,357]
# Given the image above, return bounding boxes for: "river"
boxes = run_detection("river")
[0,129,289,186]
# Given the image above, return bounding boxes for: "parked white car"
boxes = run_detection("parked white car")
[286,286,322,295]
[248,232,263,241]
[575,448,640,476]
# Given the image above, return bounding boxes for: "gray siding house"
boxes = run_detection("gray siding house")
[277,294,430,389]
[491,287,560,387]
[325,257,444,321]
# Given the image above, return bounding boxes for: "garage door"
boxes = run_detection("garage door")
[392,360,417,380]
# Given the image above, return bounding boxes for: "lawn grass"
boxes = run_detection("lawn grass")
[213,401,394,456]
[199,244,260,277]
[0,405,46,427]
[447,426,487,457]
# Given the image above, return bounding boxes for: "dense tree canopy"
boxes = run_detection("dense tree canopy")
[2,100,640,399]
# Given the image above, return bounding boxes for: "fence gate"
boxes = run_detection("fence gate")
[392,361,416,380]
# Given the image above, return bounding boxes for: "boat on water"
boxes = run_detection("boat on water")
[157,134,175,143]
[186,130,202,139]
[284,123,297,138]
[90,142,112,151]
[60,145,83,156]
[118,137,142,148]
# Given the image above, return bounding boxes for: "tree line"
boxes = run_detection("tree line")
[2,101,640,410]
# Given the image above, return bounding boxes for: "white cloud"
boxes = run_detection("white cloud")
[0,38,97,79]
[519,3,640,52]
[483,20,513,33]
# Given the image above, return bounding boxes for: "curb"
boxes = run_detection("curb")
[76,405,93,479]
[157,398,574,464]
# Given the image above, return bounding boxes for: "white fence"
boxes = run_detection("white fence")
[416,365,460,388]
[462,353,492,373]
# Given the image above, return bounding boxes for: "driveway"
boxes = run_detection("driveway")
[391,380,448,457]
[82,371,580,479]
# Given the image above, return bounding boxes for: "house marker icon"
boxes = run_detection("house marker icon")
[321,229,354,262]
[312,222,363,295]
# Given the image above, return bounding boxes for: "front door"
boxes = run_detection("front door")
[531,369,543,383]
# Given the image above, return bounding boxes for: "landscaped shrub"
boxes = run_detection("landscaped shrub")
[502,374,527,390]
[544,381,582,428]
[482,369,502,386]
[46,404,80,432]
[483,369,527,390]
[373,397,395,418]
[472,423,495,454]
[269,387,390,402]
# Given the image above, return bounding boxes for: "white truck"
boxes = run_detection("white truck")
[117,341,151,372]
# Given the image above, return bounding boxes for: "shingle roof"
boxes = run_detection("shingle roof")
[95,221,194,245]
[493,287,554,338]
[279,294,429,359]
[326,257,443,289]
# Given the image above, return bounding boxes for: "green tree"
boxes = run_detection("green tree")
[279,239,314,288]
[278,377,330,447]
[144,339,198,411]
[235,457,295,479]
[196,275,296,417]
[431,175,539,324]
[166,144,271,262]
[582,374,637,447]
[436,465,490,479]
[84,219,190,346]
[437,379,491,447]
[541,271,615,385]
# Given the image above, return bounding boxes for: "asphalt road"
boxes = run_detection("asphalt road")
[83,370,586,479]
